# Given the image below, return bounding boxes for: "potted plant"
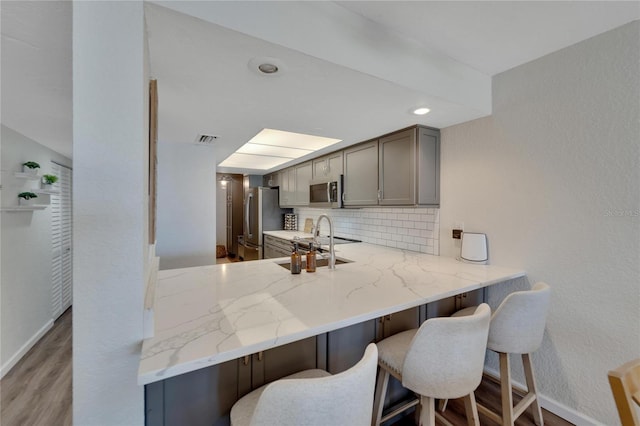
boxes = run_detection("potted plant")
[42,174,59,190]
[18,192,38,206]
[22,161,40,175]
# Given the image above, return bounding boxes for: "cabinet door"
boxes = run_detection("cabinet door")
[263,173,278,187]
[312,157,328,179]
[343,140,379,206]
[279,169,291,207]
[327,320,377,374]
[251,337,318,389]
[294,161,312,205]
[148,358,249,426]
[379,128,416,205]
[417,127,440,205]
[326,151,343,177]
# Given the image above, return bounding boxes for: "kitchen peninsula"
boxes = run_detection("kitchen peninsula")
[140,242,525,424]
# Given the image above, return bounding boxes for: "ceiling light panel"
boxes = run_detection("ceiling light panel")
[237,143,312,158]
[249,129,341,150]
[220,128,342,170]
[219,153,292,170]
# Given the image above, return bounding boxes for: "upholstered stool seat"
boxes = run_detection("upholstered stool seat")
[373,304,491,426]
[230,343,378,426]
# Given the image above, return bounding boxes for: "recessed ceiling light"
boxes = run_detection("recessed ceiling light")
[413,107,431,115]
[248,57,286,77]
[258,63,278,74]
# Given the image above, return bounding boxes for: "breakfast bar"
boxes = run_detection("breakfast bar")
[140,242,525,425]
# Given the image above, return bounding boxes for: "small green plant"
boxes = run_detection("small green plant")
[42,174,59,184]
[22,161,40,169]
[18,192,38,200]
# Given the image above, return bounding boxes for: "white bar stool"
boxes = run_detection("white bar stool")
[442,282,551,426]
[372,303,491,426]
[230,343,378,426]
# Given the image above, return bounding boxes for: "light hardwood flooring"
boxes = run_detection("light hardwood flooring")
[0,307,573,426]
[1,308,72,426]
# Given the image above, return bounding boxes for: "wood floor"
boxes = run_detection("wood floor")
[0,308,72,426]
[390,376,573,426]
[0,307,573,426]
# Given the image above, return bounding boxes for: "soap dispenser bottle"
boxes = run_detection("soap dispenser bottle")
[290,242,302,274]
[306,243,316,273]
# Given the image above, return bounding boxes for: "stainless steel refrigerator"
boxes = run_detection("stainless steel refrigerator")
[239,187,289,260]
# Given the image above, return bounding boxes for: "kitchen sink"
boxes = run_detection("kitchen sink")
[277,257,352,270]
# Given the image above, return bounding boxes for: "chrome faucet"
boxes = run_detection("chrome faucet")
[316,214,336,269]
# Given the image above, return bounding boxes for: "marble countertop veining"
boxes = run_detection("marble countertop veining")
[138,242,525,385]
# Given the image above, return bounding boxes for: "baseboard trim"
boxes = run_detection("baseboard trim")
[1,319,54,379]
[484,366,602,426]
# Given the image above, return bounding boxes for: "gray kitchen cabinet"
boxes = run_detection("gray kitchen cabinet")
[343,140,379,206]
[326,319,377,374]
[145,337,318,426]
[312,151,343,179]
[251,336,318,388]
[278,168,292,207]
[262,172,279,187]
[263,234,292,259]
[417,126,440,205]
[278,162,312,207]
[145,358,249,426]
[379,128,417,205]
[293,161,312,205]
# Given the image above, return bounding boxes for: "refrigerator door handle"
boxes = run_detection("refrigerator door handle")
[246,192,253,239]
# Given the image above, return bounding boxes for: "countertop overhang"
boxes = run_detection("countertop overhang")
[138,242,525,385]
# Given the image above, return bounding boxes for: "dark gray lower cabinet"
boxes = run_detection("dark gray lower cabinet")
[145,337,318,426]
[145,358,243,426]
[327,319,377,374]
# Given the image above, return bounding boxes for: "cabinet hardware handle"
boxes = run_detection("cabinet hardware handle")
[258,351,263,361]
[242,355,250,366]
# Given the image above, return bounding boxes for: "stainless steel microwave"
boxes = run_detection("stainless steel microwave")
[309,175,343,208]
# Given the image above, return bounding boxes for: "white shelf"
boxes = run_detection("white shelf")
[1,205,48,212]
[34,188,59,195]
[13,171,41,180]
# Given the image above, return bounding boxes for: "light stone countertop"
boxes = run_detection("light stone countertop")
[138,242,525,385]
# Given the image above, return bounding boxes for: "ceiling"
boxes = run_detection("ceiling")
[2,1,638,173]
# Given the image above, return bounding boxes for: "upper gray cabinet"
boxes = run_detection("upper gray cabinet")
[279,161,312,207]
[416,127,440,205]
[344,126,440,207]
[313,151,344,179]
[379,128,416,205]
[272,125,440,208]
[294,161,312,205]
[343,140,379,206]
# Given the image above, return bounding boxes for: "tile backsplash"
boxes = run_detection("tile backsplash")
[294,207,440,255]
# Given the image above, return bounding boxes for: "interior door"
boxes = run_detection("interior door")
[51,162,73,319]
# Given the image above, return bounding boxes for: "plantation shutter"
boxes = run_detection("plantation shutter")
[51,162,72,319]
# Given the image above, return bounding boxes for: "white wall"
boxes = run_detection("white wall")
[73,2,148,424]
[156,142,217,270]
[0,125,72,376]
[440,21,640,424]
